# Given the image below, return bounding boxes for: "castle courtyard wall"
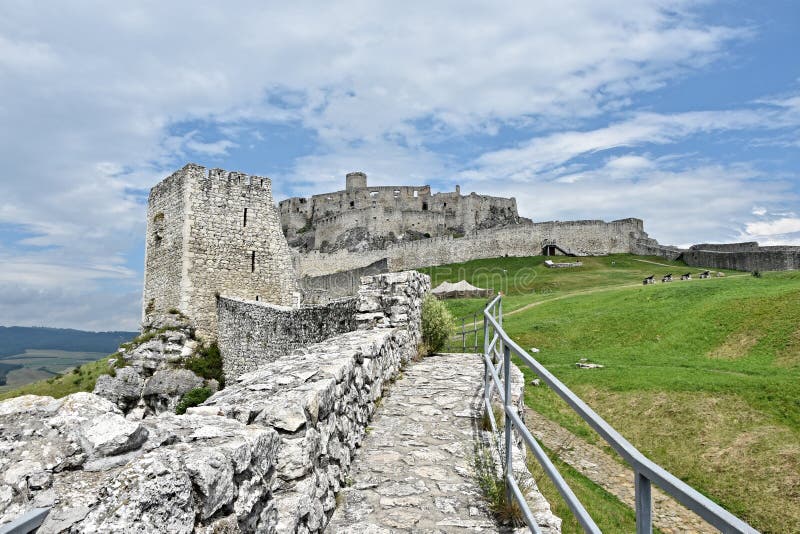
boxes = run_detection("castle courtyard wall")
[682,247,800,272]
[295,218,649,277]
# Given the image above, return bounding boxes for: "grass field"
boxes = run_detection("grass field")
[427,254,799,533]
[0,353,115,401]
[0,349,107,393]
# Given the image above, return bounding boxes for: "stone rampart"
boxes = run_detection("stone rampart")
[682,247,800,272]
[0,271,430,533]
[296,218,650,277]
[631,239,684,261]
[217,296,358,380]
[689,242,760,252]
[203,270,430,531]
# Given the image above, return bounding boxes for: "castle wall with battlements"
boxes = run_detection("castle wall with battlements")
[295,218,650,277]
[279,173,521,252]
[143,164,298,338]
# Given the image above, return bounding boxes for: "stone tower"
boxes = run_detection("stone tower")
[142,163,298,339]
[345,171,367,191]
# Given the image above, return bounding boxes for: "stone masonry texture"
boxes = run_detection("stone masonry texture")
[326,352,561,533]
[217,296,358,380]
[142,163,298,339]
[296,218,653,278]
[0,271,430,533]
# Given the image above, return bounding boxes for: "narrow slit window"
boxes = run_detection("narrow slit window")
[243,208,248,227]
[251,251,256,272]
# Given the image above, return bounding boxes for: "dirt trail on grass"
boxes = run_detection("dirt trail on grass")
[524,407,716,534]
[631,258,686,269]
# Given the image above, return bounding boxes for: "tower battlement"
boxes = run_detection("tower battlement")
[142,164,297,338]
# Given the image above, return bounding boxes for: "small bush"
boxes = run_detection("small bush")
[421,294,455,355]
[175,387,213,415]
[185,342,225,388]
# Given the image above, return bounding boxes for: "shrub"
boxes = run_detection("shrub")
[421,294,455,355]
[175,387,213,415]
[185,342,225,388]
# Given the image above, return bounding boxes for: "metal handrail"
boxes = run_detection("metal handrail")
[482,294,759,534]
[0,508,50,534]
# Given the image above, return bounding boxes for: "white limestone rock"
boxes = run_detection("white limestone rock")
[93,366,143,412]
[142,368,204,415]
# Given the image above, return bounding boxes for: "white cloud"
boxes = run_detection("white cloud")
[461,108,790,182]
[458,156,796,247]
[0,0,792,329]
[742,217,800,238]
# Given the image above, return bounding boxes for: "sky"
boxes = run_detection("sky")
[0,1,798,331]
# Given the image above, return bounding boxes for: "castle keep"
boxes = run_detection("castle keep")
[142,163,297,338]
[279,171,523,252]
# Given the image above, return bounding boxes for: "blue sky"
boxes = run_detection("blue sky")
[0,1,798,331]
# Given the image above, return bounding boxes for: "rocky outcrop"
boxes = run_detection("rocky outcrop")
[0,393,282,533]
[93,311,214,417]
[0,271,430,533]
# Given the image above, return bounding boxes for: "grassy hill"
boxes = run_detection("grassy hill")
[425,254,798,533]
[0,326,136,391]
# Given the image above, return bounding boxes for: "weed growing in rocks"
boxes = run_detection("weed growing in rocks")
[175,387,213,414]
[185,342,225,388]
[471,446,525,527]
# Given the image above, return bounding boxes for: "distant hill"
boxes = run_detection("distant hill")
[0,326,138,359]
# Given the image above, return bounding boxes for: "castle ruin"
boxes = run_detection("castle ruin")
[142,163,298,338]
[279,172,524,252]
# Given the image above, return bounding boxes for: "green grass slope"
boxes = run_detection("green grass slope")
[428,254,799,533]
[0,354,116,401]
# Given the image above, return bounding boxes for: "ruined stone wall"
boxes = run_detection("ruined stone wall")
[142,164,298,339]
[689,242,760,252]
[631,238,685,261]
[683,248,800,272]
[296,218,650,277]
[300,258,390,304]
[0,272,429,534]
[217,296,358,379]
[279,173,520,251]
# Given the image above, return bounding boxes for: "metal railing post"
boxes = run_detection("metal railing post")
[635,471,652,534]
[503,341,513,504]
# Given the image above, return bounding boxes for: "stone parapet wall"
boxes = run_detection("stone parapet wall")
[683,248,800,272]
[201,325,420,532]
[217,296,358,380]
[631,239,684,261]
[296,218,650,277]
[689,242,760,252]
[0,271,430,533]
[300,258,390,304]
